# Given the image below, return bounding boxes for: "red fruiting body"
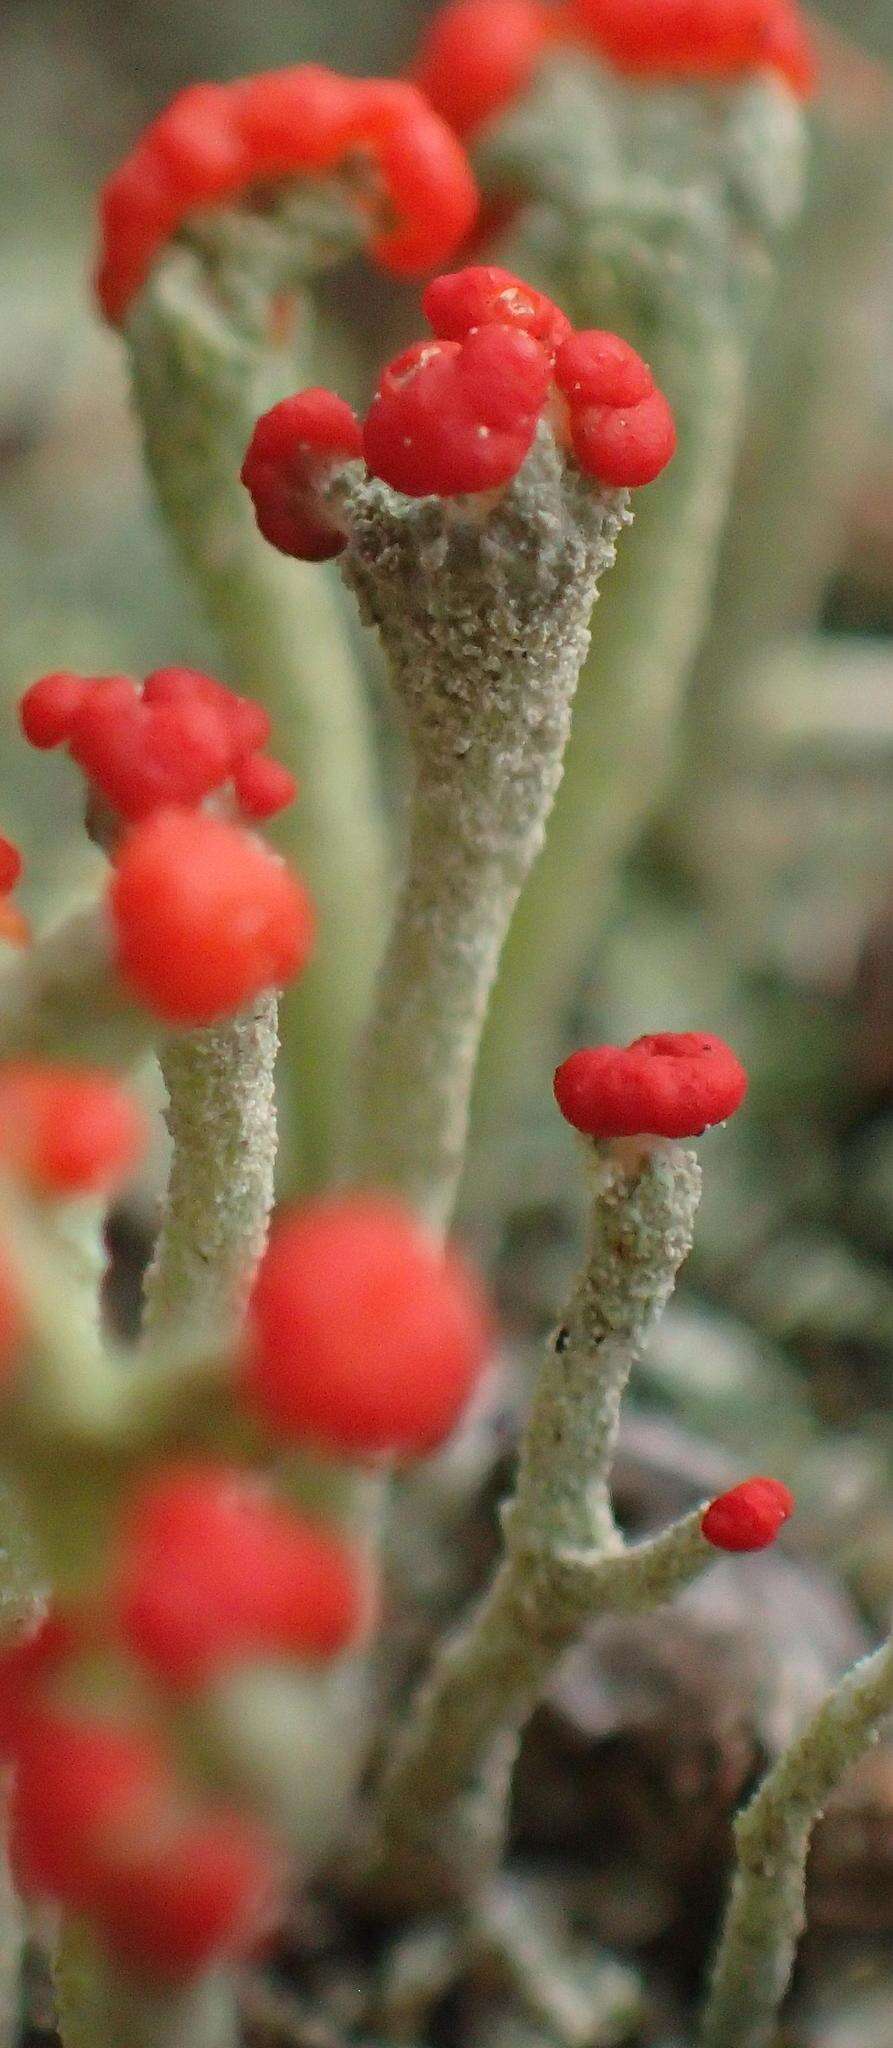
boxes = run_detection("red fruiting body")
[569,387,677,487]
[412,0,551,136]
[242,1195,491,1458]
[0,903,30,948]
[141,668,271,756]
[11,1711,279,1978]
[363,327,551,497]
[0,1614,74,1757]
[20,667,287,824]
[554,1032,748,1139]
[555,329,654,408]
[96,67,478,326]
[117,1462,366,1691]
[233,752,298,820]
[0,836,22,894]
[702,1476,794,1551]
[248,273,675,516]
[567,0,816,97]
[241,389,362,561]
[0,1063,145,1197]
[423,264,571,358]
[110,807,314,1026]
[19,672,90,750]
[0,1248,25,1385]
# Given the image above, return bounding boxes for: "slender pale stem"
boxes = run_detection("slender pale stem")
[367,1142,701,1905]
[342,435,627,1235]
[141,993,278,1348]
[126,243,389,1191]
[700,1634,893,2048]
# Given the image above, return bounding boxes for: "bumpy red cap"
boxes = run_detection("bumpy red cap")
[20,668,292,825]
[567,0,816,97]
[117,1462,368,1691]
[241,389,362,561]
[363,327,552,497]
[554,1032,748,1139]
[11,1711,279,1978]
[109,807,314,1026]
[241,1195,492,1458]
[702,1476,794,1550]
[423,264,571,358]
[0,1064,145,1198]
[0,836,22,895]
[248,267,674,523]
[412,0,552,136]
[96,67,478,325]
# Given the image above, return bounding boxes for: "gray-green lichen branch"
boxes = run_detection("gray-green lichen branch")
[125,212,389,1190]
[364,1142,703,1906]
[341,431,628,1234]
[700,1631,893,2048]
[141,993,279,1349]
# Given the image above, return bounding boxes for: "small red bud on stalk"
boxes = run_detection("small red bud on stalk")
[702,1476,795,1551]
[554,1031,748,1143]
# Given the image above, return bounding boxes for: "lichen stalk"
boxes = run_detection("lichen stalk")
[126,237,389,1189]
[366,1142,701,1905]
[54,1921,239,2048]
[341,432,627,1234]
[700,1633,893,2048]
[141,993,278,1347]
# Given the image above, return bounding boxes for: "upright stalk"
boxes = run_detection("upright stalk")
[126,236,389,1189]
[341,434,627,1234]
[700,1634,893,2048]
[367,1141,702,1906]
[141,994,279,1346]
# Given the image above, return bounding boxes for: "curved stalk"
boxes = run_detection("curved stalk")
[700,1634,893,2048]
[367,1141,702,1906]
[126,237,389,1190]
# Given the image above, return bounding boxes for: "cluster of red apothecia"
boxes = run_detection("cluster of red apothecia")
[96,66,478,325]
[241,265,677,559]
[0,833,28,949]
[413,0,817,139]
[18,669,313,1027]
